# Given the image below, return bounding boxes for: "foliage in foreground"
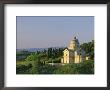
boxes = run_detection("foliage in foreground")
[16,60,94,74]
[54,60,94,74]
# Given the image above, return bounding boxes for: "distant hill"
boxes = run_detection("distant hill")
[17,47,66,52]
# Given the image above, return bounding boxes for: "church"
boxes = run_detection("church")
[61,37,88,64]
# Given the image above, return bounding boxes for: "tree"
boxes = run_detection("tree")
[80,40,94,60]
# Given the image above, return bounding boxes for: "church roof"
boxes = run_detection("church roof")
[63,48,75,52]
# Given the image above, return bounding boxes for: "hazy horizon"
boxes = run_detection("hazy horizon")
[17,16,94,49]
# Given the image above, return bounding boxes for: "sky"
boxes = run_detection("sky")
[17,16,94,49]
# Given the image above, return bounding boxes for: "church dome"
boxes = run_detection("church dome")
[70,40,75,44]
[68,36,80,50]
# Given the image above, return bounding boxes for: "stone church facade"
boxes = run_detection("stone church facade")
[61,37,88,64]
